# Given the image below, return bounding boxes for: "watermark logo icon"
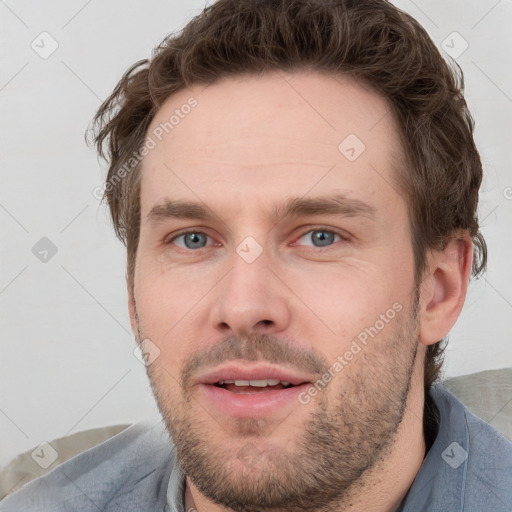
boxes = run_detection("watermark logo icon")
[441,32,469,59]
[31,32,59,59]
[32,237,58,263]
[31,442,59,469]
[338,134,366,162]
[441,441,468,469]
[236,236,263,264]
[237,442,262,469]
[133,338,161,366]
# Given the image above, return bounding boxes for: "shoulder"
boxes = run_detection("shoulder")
[463,401,512,509]
[433,385,512,510]
[0,421,176,512]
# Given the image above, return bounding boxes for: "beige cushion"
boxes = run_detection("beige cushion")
[441,367,512,441]
[0,424,131,500]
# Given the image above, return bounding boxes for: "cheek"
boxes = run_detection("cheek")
[284,260,388,322]
[134,262,216,359]
[282,257,412,357]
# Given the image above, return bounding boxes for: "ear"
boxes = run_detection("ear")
[418,232,474,347]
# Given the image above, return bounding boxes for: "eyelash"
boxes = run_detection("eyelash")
[165,226,349,250]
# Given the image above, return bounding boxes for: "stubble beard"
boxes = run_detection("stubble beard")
[141,301,419,512]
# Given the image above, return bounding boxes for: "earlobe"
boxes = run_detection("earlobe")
[418,233,473,347]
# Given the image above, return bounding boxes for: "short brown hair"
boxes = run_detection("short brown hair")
[89,0,487,391]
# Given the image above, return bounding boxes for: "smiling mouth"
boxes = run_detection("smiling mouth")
[199,371,313,417]
[213,379,297,394]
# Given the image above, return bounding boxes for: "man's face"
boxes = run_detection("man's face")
[132,72,421,510]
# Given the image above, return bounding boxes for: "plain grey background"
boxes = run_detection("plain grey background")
[1,0,511,468]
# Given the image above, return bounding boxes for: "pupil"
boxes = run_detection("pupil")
[184,233,207,249]
[312,231,334,247]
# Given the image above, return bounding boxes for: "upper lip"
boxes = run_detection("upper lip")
[195,362,316,386]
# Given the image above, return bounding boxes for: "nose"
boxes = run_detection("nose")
[209,249,291,338]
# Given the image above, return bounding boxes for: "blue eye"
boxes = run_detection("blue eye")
[173,232,209,249]
[297,229,341,247]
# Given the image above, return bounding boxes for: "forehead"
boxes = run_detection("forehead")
[140,71,404,219]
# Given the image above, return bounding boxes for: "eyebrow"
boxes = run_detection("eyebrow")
[271,194,376,222]
[147,200,214,223]
[146,194,377,225]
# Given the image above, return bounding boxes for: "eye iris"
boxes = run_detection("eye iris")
[311,231,335,247]
[184,233,207,249]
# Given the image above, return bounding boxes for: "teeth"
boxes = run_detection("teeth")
[248,380,269,387]
[217,379,291,387]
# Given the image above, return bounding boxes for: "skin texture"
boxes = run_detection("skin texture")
[129,71,473,512]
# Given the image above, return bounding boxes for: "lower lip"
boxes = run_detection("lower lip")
[198,383,311,418]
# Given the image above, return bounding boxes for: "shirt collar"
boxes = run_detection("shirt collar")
[165,454,186,512]
[398,384,468,511]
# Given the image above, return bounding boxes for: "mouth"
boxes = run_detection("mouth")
[195,363,315,417]
[213,379,296,394]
